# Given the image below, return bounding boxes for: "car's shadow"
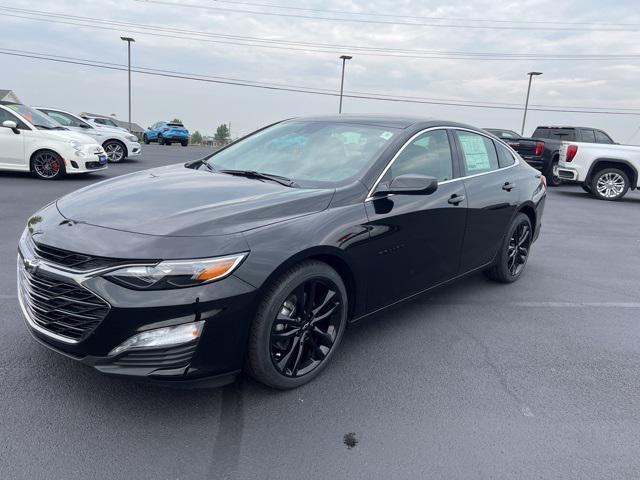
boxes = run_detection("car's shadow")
[553,188,640,203]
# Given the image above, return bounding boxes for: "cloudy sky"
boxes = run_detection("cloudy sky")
[2,0,640,142]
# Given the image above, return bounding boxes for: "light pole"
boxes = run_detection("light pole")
[120,37,135,132]
[338,55,352,114]
[521,71,542,136]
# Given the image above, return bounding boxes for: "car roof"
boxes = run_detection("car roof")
[535,126,601,130]
[287,114,481,131]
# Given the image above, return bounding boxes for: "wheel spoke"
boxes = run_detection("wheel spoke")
[304,280,317,315]
[271,327,301,339]
[312,289,336,316]
[277,335,301,372]
[275,314,300,326]
[290,338,305,375]
[311,302,339,325]
[312,327,334,348]
[308,335,326,361]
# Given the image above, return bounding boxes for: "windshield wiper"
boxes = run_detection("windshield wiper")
[218,169,298,188]
[33,124,53,130]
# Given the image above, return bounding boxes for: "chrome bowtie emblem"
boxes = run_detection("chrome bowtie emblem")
[23,256,41,273]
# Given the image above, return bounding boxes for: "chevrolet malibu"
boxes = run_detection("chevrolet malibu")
[18,116,546,389]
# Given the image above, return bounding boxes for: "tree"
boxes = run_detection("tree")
[171,118,182,124]
[190,130,203,145]
[214,124,230,144]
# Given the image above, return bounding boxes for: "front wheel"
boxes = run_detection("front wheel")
[246,261,348,389]
[103,140,126,163]
[484,213,533,283]
[181,140,188,147]
[590,168,629,201]
[31,151,66,180]
[158,135,165,145]
[143,134,150,145]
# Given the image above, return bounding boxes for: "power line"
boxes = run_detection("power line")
[135,0,640,32]
[212,0,640,28]
[3,6,640,61]
[2,48,639,116]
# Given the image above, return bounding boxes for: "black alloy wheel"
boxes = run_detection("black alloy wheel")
[31,151,65,180]
[484,213,532,283]
[246,261,348,389]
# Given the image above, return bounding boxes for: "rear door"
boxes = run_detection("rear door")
[453,130,519,272]
[364,128,468,309]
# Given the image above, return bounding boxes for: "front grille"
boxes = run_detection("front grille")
[33,242,129,271]
[112,343,197,368]
[18,261,110,341]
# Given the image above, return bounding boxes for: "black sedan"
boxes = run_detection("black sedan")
[17,116,546,389]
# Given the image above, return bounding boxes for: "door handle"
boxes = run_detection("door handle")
[502,182,516,191]
[448,194,465,205]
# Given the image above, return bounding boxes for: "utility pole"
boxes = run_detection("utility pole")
[338,55,352,114]
[120,37,135,132]
[521,71,542,136]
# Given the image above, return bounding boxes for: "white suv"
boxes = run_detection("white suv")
[36,107,141,163]
[0,102,107,180]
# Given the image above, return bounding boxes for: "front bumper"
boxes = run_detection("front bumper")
[65,144,108,173]
[17,239,259,385]
[127,142,142,156]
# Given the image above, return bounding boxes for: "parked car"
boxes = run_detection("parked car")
[36,108,141,163]
[80,114,129,133]
[18,116,545,389]
[0,102,107,179]
[558,141,639,201]
[143,121,189,146]
[484,128,522,140]
[508,126,616,187]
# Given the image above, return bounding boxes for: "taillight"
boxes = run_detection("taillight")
[566,145,578,162]
[534,142,544,156]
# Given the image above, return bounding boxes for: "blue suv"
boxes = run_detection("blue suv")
[143,121,190,146]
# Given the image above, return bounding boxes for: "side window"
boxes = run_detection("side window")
[495,142,516,168]
[595,130,613,144]
[455,131,499,175]
[579,129,596,143]
[391,129,453,181]
[95,119,105,125]
[42,110,87,128]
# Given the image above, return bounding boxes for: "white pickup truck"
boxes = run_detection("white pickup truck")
[558,141,640,200]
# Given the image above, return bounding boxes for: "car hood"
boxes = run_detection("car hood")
[56,164,335,237]
[41,129,97,144]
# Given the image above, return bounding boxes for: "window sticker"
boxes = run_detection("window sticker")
[380,131,394,140]
[460,135,490,171]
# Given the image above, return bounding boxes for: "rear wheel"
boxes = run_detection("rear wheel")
[143,134,150,145]
[181,140,188,147]
[103,140,126,163]
[590,168,629,201]
[484,213,533,283]
[31,151,65,180]
[545,157,562,187]
[246,260,348,389]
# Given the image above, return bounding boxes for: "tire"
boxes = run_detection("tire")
[181,140,188,147]
[581,184,592,194]
[31,150,66,180]
[158,135,165,146]
[246,260,348,389]
[165,141,172,146]
[143,134,150,145]
[590,168,629,201]
[103,140,126,163]
[544,157,562,187]
[484,213,533,283]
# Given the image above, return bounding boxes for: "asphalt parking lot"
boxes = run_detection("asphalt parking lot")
[1,144,640,479]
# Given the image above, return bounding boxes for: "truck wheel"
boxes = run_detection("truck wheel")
[545,158,562,187]
[590,168,629,201]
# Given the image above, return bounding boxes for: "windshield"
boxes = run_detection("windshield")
[206,121,398,183]
[6,104,62,130]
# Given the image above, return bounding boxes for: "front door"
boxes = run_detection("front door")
[364,129,468,311]
[0,109,26,168]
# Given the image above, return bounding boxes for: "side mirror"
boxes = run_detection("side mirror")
[79,123,91,129]
[2,120,19,134]
[377,174,438,196]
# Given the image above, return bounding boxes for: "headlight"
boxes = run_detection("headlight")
[69,140,81,150]
[126,135,138,142]
[103,253,248,290]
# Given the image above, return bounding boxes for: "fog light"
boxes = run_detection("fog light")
[109,321,204,356]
